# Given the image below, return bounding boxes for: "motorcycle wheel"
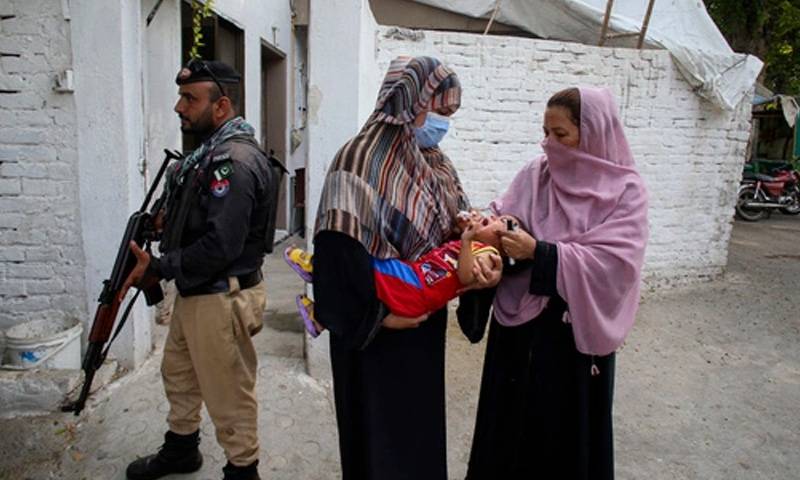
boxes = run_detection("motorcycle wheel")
[779,187,800,215]
[735,185,768,221]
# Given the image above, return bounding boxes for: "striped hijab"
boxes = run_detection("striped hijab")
[422,146,470,221]
[315,56,464,261]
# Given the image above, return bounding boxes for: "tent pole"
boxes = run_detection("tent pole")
[483,0,503,35]
[637,0,656,49]
[598,0,614,46]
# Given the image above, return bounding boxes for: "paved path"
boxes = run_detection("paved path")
[614,215,800,479]
[20,237,342,480]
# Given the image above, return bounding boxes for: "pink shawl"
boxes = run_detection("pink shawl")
[490,87,649,356]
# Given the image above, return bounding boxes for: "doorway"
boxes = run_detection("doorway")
[261,42,288,233]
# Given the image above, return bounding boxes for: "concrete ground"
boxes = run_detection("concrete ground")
[0,236,342,480]
[612,214,799,480]
[2,216,799,479]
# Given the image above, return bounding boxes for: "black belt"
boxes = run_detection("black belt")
[235,270,263,290]
[180,270,262,297]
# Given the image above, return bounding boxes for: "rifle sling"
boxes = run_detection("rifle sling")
[161,166,201,252]
[101,288,142,363]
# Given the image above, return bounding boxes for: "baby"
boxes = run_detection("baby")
[285,211,517,337]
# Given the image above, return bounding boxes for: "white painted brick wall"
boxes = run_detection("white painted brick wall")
[0,1,86,331]
[373,28,752,286]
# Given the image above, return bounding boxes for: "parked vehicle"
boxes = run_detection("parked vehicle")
[735,163,800,221]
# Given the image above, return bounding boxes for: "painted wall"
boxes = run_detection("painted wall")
[366,28,754,286]
[358,5,381,126]
[289,26,309,175]
[214,0,293,153]
[306,0,373,242]
[71,0,151,368]
[287,26,309,234]
[305,0,385,380]
[142,0,182,186]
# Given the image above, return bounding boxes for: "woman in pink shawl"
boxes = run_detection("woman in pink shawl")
[459,87,649,479]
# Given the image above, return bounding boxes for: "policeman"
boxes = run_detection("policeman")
[121,60,271,480]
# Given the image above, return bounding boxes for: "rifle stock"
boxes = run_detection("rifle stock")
[62,149,181,415]
[87,290,122,343]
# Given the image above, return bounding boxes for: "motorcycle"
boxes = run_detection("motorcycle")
[735,163,800,222]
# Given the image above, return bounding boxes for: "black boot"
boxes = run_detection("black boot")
[222,460,260,480]
[126,430,203,480]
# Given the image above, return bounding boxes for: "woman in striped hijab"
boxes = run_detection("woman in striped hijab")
[313,56,491,480]
[316,56,464,261]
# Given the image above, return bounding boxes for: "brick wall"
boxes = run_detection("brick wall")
[0,1,86,330]
[373,28,753,286]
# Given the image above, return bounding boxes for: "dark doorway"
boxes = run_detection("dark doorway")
[261,42,288,232]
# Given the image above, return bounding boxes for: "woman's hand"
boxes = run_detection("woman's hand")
[471,252,503,288]
[498,227,537,261]
[383,312,430,329]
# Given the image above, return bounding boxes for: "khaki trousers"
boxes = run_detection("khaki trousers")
[161,278,266,466]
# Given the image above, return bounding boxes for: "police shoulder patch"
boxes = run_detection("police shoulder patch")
[210,178,231,198]
[213,160,234,181]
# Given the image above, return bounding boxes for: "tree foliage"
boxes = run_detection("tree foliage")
[706,0,800,94]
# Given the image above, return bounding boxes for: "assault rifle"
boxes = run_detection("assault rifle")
[62,149,182,415]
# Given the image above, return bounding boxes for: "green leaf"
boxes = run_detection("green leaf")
[707,0,800,94]
[189,0,215,61]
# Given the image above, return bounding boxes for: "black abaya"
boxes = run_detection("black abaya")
[461,241,616,480]
[314,231,448,480]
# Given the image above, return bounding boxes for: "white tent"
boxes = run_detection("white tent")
[413,0,763,110]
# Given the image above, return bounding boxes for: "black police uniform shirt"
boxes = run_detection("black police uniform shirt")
[151,134,271,295]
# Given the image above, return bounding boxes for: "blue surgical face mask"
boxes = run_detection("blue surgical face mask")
[414,112,450,149]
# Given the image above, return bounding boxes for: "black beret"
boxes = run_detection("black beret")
[175,60,241,86]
